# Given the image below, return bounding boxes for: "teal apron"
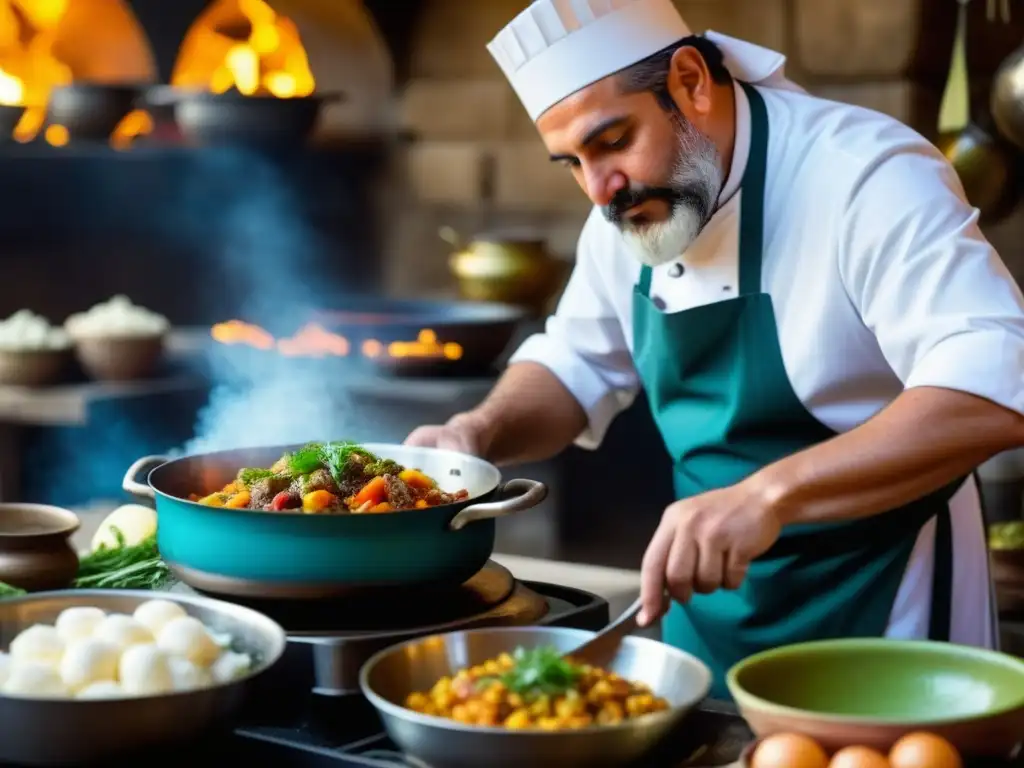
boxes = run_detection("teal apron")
[632,82,959,700]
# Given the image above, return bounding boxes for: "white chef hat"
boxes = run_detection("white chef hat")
[487,0,802,122]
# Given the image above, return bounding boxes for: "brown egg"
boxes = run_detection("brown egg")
[889,732,963,768]
[828,746,891,768]
[750,733,829,768]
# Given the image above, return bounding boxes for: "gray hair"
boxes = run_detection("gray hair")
[618,35,732,102]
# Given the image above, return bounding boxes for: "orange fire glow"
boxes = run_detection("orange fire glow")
[0,0,154,146]
[172,0,315,99]
[0,0,72,142]
[210,321,465,362]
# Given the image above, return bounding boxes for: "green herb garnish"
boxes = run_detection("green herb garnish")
[0,581,25,598]
[285,441,386,485]
[238,467,276,486]
[486,646,583,697]
[73,528,172,590]
[364,458,402,478]
[990,522,1024,551]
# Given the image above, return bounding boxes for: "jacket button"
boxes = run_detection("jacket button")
[668,263,685,278]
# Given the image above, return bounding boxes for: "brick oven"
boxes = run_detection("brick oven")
[0,0,401,332]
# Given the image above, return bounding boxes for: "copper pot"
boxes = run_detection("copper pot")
[442,227,570,316]
[0,504,80,591]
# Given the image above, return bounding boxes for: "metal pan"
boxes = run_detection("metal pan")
[309,298,530,377]
[122,443,547,600]
[142,85,343,147]
[0,589,286,765]
[359,626,713,768]
[207,299,530,378]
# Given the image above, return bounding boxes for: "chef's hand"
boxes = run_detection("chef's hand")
[637,482,784,626]
[404,412,491,457]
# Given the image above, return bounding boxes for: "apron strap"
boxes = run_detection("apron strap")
[737,81,769,297]
[638,264,654,297]
[928,507,953,642]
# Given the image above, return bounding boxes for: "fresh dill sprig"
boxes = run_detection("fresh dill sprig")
[284,441,385,485]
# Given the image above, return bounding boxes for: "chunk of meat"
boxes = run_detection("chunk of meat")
[384,474,414,510]
[292,468,340,497]
[249,474,293,508]
[336,453,372,498]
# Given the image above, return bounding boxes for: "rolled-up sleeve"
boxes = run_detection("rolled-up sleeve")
[840,143,1024,416]
[508,209,640,448]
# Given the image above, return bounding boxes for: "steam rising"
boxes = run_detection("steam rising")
[167,149,369,456]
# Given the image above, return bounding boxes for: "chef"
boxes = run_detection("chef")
[406,0,1024,697]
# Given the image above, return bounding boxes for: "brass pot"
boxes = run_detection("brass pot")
[0,504,80,591]
[935,123,1019,223]
[444,228,570,316]
[992,42,1024,152]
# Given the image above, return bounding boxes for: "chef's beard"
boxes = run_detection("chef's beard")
[603,117,723,267]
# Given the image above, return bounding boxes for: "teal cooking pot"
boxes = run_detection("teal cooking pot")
[122,443,547,600]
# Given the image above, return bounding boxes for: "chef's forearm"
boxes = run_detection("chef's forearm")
[468,361,589,466]
[750,386,1024,526]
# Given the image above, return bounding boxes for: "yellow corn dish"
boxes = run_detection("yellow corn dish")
[403,647,669,731]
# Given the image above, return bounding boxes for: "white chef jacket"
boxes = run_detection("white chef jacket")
[511,82,1023,648]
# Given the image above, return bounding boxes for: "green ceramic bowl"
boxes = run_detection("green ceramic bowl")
[727,639,1024,757]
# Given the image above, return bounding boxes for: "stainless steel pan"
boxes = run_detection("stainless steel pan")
[360,626,712,768]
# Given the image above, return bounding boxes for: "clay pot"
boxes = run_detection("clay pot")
[0,504,80,591]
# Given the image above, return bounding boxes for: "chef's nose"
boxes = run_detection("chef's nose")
[583,166,628,207]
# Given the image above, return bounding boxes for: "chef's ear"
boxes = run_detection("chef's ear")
[666,45,714,116]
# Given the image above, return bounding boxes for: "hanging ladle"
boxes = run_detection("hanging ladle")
[934,0,1017,222]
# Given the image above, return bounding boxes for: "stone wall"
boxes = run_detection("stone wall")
[382,0,1024,297]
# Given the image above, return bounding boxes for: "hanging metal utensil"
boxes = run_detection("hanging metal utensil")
[936,0,1018,222]
[987,0,1011,24]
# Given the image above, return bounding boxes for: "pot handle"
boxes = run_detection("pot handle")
[448,479,547,531]
[122,455,169,501]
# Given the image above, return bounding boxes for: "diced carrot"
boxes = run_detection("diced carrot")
[352,475,387,507]
[414,499,429,509]
[302,489,337,513]
[399,469,435,490]
[198,493,227,507]
[221,482,241,495]
[223,491,251,508]
[368,502,392,513]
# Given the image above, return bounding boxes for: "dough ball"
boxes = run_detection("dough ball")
[168,656,212,692]
[210,651,252,684]
[76,681,125,700]
[0,652,11,688]
[54,606,106,643]
[3,661,68,698]
[118,644,173,696]
[132,600,186,636]
[157,616,220,667]
[93,613,153,651]
[10,624,65,668]
[59,638,119,692]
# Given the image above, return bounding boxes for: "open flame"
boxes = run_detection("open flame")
[173,0,315,98]
[210,321,465,362]
[0,0,72,142]
[0,0,153,146]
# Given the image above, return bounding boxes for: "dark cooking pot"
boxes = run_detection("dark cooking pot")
[143,86,342,147]
[122,443,547,599]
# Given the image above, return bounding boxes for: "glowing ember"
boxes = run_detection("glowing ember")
[211,319,275,350]
[173,0,315,99]
[277,323,349,358]
[211,321,465,362]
